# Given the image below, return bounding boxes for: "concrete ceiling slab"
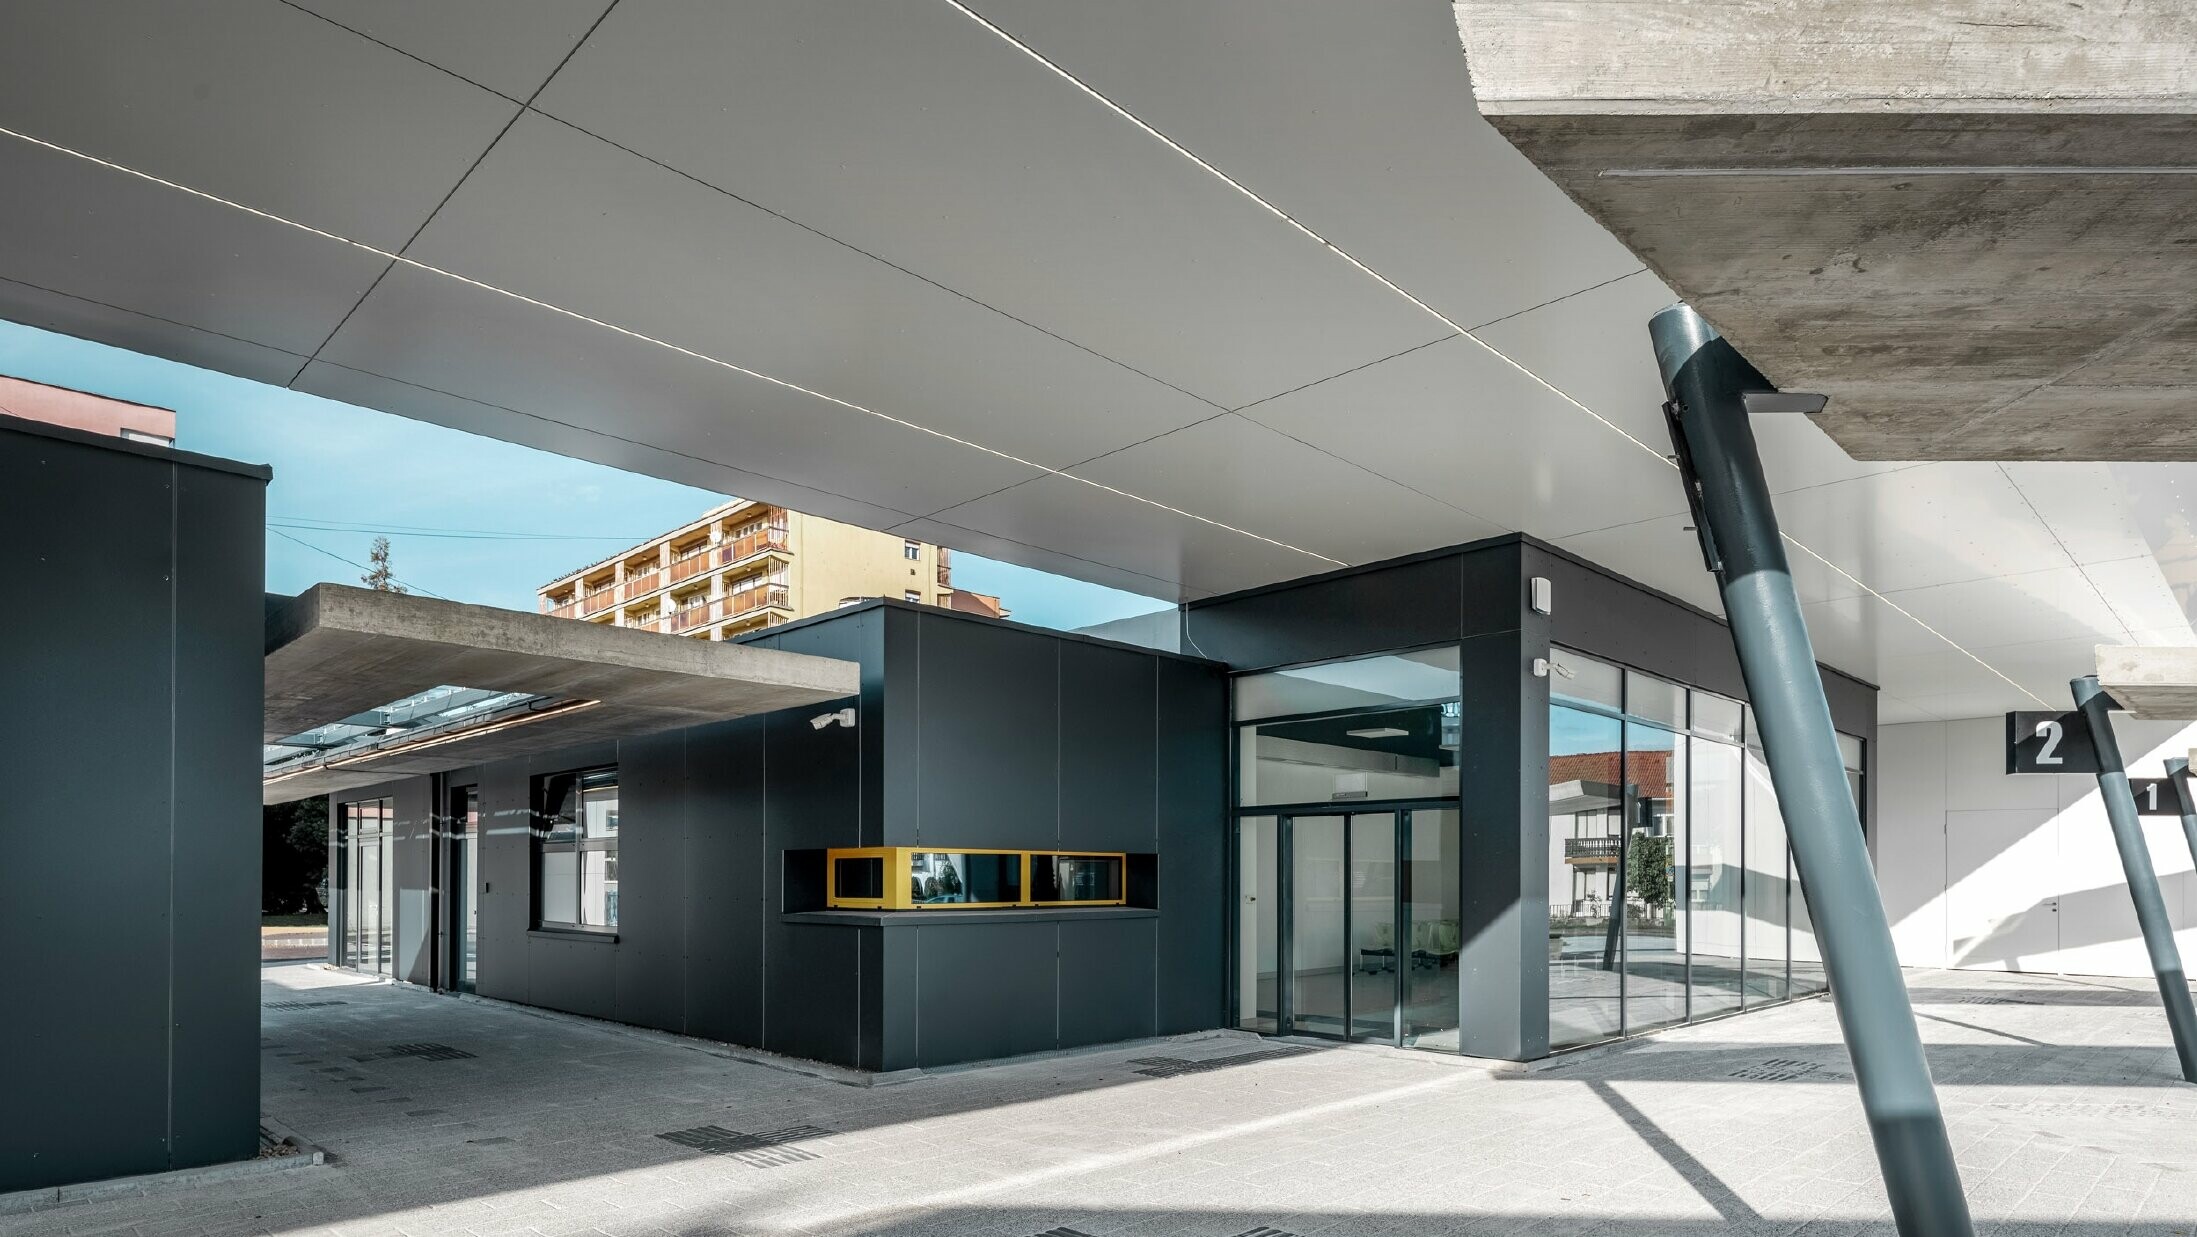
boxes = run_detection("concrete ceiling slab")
[311,266,1041,520]
[263,584,857,802]
[530,0,1442,409]
[403,113,1222,470]
[282,0,615,100]
[2098,645,2197,720]
[1452,0,2197,461]
[961,0,1641,334]
[0,0,519,252]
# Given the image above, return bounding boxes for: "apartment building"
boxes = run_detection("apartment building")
[536,500,1006,640]
[0,373,175,444]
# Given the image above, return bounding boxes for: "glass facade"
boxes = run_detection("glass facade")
[1232,639,1863,1059]
[1544,651,1861,1049]
[341,797,394,976]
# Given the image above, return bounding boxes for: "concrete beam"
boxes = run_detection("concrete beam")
[262,584,858,802]
[1452,1,2197,461]
[2096,645,2197,720]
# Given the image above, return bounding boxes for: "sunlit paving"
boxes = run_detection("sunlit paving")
[3,962,2188,1237]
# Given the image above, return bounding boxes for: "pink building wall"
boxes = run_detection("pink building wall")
[0,373,176,442]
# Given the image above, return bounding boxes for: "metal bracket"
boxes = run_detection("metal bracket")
[1660,398,1723,577]
[1741,390,1830,416]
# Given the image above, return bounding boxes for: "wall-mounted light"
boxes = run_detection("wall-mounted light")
[810,706,857,731]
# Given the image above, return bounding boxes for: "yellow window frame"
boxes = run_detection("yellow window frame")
[823,847,1129,910]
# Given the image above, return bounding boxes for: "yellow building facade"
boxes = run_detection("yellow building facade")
[537,501,1006,640]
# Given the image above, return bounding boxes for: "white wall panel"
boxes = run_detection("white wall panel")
[1877,715,2197,980]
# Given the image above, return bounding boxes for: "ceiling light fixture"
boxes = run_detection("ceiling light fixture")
[0,122,1343,569]
[1345,726,1410,739]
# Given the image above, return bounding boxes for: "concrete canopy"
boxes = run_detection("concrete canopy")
[262,584,857,802]
[2096,645,2197,721]
[1453,0,2197,462]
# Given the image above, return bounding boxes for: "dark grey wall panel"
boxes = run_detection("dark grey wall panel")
[525,933,617,1020]
[684,717,766,1045]
[1060,642,1157,852]
[1155,657,1228,1035]
[1454,621,1543,1059]
[1059,917,1158,1049]
[0,421,265,1191]
[764,607,884,844]
[163,460,266,1173]
[914,922,1057,1067]
[911,613,1059,848]
[764,922,863,1065]
[1184,549,1471,671]
[474,760,534,1006]
[614,729,687,1034]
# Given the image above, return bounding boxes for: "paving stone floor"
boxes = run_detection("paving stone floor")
[14,963,2197,1236]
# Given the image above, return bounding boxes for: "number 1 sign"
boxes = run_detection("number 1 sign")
[2005,711,2102,774]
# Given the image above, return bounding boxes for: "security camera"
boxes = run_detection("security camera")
[809,707,856,731]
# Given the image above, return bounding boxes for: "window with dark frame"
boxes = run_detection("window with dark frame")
[534,767,619,932]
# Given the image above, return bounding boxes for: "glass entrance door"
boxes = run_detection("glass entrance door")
[1281,811,1401,1044]
[446,785,478,992]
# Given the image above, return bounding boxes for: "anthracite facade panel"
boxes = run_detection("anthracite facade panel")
[327,602,1227,1073]
[0,418,266,1192]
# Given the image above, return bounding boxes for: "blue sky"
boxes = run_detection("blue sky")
[0,322,1170,629]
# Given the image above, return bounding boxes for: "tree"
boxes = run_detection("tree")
[360,535,407,593]
[1626,832,1675,921]
[262,798,329,914]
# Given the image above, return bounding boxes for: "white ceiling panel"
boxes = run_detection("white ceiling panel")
[1872,644,2083,703]
[1066,414,1503,566]
[284,0,614,100]
[1899,688,2049,723]
[928,473,1335,598]
[0,136,390,359]
[530,0,1442,409]
[1878,567,2132,653]
[403,114,1221,470]
[886,516,1192,603]
[1770,464,2078,597]
[1998,462,2155,566]
[961,0,1639,332]
[292,359,918,534]
[0,275,307,391]
[1878,695,1943,725]
[312,267,1039,520]
[1239,335,1686,539]
[0,0,518,251]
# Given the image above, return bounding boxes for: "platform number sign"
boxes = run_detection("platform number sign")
[2131,777,2186,818]
[2004,711,2100,774]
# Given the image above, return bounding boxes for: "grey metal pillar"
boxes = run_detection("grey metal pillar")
[2167,757,2197,890]
[2072,677,2197,1082]
[1649,304,1972,1237]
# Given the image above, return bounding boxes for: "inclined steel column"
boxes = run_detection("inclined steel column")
[2170,758,2197,892]
[1649,303,1972,1237]
[2072,676,2197,1083]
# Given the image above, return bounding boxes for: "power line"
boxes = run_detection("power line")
[269,515,653,542]
[268,527,447,599]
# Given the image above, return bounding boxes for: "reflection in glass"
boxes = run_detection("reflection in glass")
[1743,752,1790,1003]
[1688,739,1745,1018]
[1236,649,1461,808]
[1624,724,1686,1035]
[1291,816,1346,1036]
[1349,813,1398,1040]
[536,768,619,930]
[1549,706,1625,1048]
[834,855,885,901]
[1692,691,1743,741]
[909,852,1022,904]
[1791,868,1828,996]
[1238,816,1279,1032]
[1032,854,1124,903]
[541,850,578,925]
[1404,808,1461,1051]
[1626,670,1686,729]
[343,798,394,976]
[1550,648,1622,713]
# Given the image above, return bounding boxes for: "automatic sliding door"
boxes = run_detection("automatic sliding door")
[1289,815,1347,1036]
[1237,815,1279,1032]
[1348,813,1399,1042]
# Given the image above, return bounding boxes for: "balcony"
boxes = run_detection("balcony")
[671,600,717,632]
[718,526,790,568]
[668,546,714,585]
[624,568,662,597]
[724,584,791,618]
[579,583,618,616]
[543,598,581,619]
[1563,835,1622,865]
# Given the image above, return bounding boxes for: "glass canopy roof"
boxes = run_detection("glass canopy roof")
[262,685,555,777]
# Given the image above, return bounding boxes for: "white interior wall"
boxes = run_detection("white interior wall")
[1876,715,2197,978]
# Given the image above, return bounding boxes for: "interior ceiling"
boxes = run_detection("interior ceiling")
[1,0,2191,725]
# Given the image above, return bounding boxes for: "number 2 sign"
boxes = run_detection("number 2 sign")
[2004,711,2101,775]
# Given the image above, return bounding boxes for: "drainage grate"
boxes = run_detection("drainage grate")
[1730,1057,1825,1082]
[1234,1228,1300,1237]
[657,1124,833,1168]
[263,1000,348,1010]
[1027,1230,1100,1237]
[354,1042,475,1063]
[1128,1046,1319,1078]
[1953,995,2042,1006]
